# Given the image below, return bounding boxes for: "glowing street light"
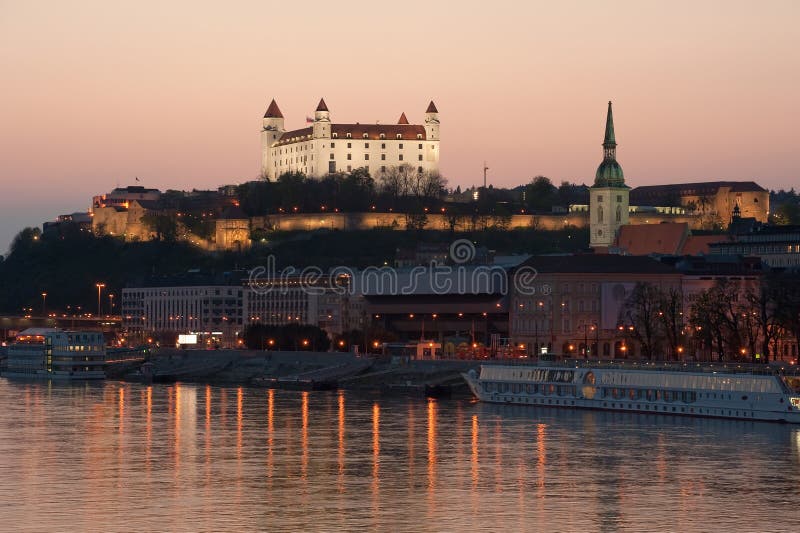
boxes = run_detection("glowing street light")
[95,283,105,317]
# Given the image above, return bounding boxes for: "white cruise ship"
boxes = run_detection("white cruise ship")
[3,328,106,380]
[463,361,800,423]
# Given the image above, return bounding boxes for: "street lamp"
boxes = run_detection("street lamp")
[108,293,115,317]
[95,283,105,317]
[41,292,47,316]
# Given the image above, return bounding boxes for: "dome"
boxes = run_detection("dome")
[595,159,625,187]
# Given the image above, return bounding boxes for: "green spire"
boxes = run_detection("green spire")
[603,100,616,148]
[594,100,625,187]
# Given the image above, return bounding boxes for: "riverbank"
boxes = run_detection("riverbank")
[122,349,479,396]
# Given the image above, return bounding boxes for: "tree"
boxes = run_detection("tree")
[141,213,178,242]
[620,282,665,360]
[657,287,684,359]
[524,176,557,212]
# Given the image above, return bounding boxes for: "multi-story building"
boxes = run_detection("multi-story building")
[509,255,682,358]
[260,99,440,179]
[3,328,106,379]
[244,271,363,337]
[121,285,244,346]
[92,185,161,211]
[709,224,800,268]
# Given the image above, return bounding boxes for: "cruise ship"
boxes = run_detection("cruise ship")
[463,361,800,423]
[3,328,107,380]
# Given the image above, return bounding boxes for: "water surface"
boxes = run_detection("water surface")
[1,380,798,532]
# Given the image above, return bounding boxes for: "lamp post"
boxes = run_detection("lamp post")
[41,292,47,317]
[96,283,105,317]
[108,293,114,317]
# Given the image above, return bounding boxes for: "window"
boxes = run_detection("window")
[399,154,404,161]
[347,142,352,148]
[347,154,351,160]
[365,142,369,148]
[380,133,385,139]
[331,142,335,148]
[381,166,386,173]
[418,154,423,161]
[346,133,352,139]
[363,133,368,139]
[396,134,402,139]
[418,166,423,173]
[417,134,422,140]
[332,133,338,138]
[418,143,423,149]
[381,154,386,160]
[364,154,369,160]
[381,143,386,149]
[347,165,352,172]
[329,154,334,160]
[597,195,603,202]
[399,143,404,149]
[617,195,622,202]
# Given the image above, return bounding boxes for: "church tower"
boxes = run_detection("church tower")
[589,101,629,250]
[424,100,440,166]
[260,99,285,177]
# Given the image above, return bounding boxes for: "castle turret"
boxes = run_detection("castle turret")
[424,100,439,141]
[313,98,330,139]
[261,99,285,177]
[589,101,629,250]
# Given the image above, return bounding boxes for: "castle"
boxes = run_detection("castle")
[260,99,440,179]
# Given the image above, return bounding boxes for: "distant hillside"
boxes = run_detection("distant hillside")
[0,225,588,314]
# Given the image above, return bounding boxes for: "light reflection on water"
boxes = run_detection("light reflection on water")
[1,379,799,532]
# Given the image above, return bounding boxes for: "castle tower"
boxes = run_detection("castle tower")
[424,100,440,141]
[589,101,629,249]
[312,98,331,139]
[261,99,285,177]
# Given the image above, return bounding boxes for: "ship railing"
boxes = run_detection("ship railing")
[482,358,800,377]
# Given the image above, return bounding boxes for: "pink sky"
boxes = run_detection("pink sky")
[1,0,798,252]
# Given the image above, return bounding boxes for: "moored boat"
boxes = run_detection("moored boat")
[463,360,800,423]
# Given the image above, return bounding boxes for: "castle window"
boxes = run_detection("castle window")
[346,133,352,139]
[364,154,369,160]
[347,154,352,160]
[330,154,334,160]
[381,143,386,149]
[418,144,423,149]
[399,143,403,149]
[332,133,338,138]
[597,195,603,202]
[347,142,352,148]
[363,133,368,139]
[418,166,423,173]
[381,166,386,173]
[417,134,422,139]
[380,133,385,139]
[365,143,369,148]
[754,198,758,203]
[396,134,402,139]
[381,154,386,161]
[418,154,423,161]
[399,154,404,161]
[347,165,352,172]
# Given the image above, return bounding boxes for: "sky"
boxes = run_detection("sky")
[1,0,798,253]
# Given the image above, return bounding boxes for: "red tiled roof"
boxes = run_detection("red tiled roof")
[615,223,689,255]
[397,112,409,124]
[426,101,438,113]
[316,98,328,112]
[275,124,426,145]
[681,235,723,255]
[264,99,283,119]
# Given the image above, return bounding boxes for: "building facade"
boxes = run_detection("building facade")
[121,285,244,346]
[709,225,800,268]
[260,99,440,179]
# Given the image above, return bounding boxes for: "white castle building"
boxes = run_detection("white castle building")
[260,98,440,179]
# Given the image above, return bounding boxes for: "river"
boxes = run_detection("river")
[1,379,798,532]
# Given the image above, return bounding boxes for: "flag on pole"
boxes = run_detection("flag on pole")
[305,116,314,123]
